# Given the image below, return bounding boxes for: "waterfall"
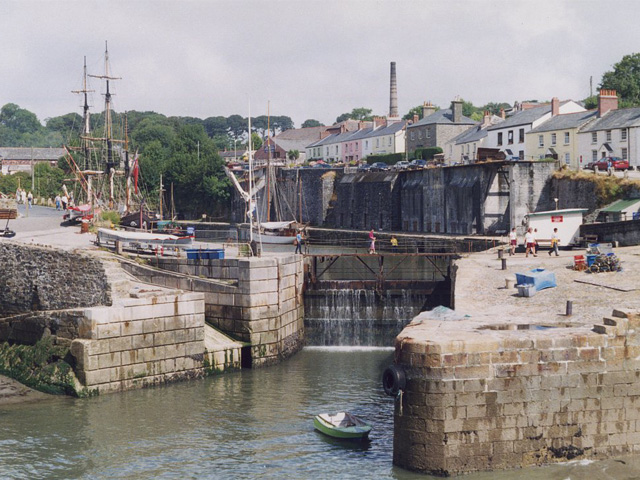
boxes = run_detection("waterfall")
[304,289,426,347]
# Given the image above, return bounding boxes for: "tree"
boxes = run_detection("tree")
[226,114,247,140]
[403,105,424,120]
[163,124,229,218]
[583,95,598,110]
[301,119,323,128]
[251,132,263,150]
[287,150,300,162]
[481,102,511,116]
[335,107,373,123]
[0,103,42,134]
[600,53,640,107]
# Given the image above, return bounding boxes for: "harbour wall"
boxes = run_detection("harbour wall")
[122,255,305,368]
[230,162,557,235]
[391,309,640,476]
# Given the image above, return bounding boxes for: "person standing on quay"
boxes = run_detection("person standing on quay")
[509,227,517,256]
[368,229,376,254]
[390,235,398,250]
[525,227,537,257]
[294,230,303,255]
[27,191,33,207]
[55,194,61,210]
[549,228,560,256]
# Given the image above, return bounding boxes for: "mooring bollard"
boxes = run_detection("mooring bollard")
[566,300,573,316]
[498,248,504,259]
[501,258,507,270]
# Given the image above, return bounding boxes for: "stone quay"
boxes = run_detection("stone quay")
[391,245,640,475]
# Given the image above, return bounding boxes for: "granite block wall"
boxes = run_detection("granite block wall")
[122,254,305,368]
[70,291,206,394]
[392,308,640,476]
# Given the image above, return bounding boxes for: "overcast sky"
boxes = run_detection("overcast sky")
[1,0,638,128]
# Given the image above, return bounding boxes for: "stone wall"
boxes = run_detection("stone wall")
[0,243,111,315]
[509,161,557,232]
[70,291,206,394]
[392,308,640,476]
[122,255,305,368]
[581,220,640,246]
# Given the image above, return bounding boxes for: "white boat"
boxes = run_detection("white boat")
[64,203,92,222]
[96,227,194,250]
[254,221,299,244]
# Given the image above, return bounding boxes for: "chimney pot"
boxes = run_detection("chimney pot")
[551,97,560,116]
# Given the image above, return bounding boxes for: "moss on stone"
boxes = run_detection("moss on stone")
[0,337,78,396]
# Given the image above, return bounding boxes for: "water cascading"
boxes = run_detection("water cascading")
[304,289,427,347]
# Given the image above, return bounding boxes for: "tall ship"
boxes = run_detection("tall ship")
[63,42,143,226]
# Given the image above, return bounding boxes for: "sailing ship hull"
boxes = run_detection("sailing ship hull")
[96,228,194,250]
[253,230,297,244]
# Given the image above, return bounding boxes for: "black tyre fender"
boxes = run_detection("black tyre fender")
[382,365,406,396]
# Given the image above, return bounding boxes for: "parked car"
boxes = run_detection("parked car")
[409,159,427,169]
[357,163,371,172]
[312,162,332,169]
[394,160,410,171]
[370,162,390,171]
[591,157,629,171]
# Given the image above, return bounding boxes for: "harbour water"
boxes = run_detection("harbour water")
[3,349,640,479]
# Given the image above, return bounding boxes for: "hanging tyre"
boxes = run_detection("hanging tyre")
[382,365,406,396]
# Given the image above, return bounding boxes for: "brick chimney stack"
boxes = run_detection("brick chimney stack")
[412,114,419,124]
[422,101,436,119]
[500,108,506,119]
[482,110,492,127]
[598,89,618,117]
[389,62,398,118]
[551,97,560,116]
[373,116,387,128]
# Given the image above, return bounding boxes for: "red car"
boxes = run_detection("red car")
[591,157,629,171]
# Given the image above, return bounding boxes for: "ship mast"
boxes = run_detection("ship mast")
[71,56,94,170]
[89,41,121,208]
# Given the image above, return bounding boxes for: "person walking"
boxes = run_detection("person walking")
[20,189,26,206]
[368,229,376,254]
[390,235,398,250]
[27,191,33,207]
[509,227,517,256]
[549,228,560,256]
[294,230,303,255]
[533,228,539,255]
[525,227,537,257]
[55,194,61,211]
[61,194,68,210]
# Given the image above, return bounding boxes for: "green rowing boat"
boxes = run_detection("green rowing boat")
[313,412,372,440]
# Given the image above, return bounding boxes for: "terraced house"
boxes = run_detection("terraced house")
[526,101,596,170]
[406,99,475,152]
[577,90,640,169]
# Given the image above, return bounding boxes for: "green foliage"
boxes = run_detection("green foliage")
[583,95,598,110]
[0,337,77,396]
[0,171,31,196]
[403,105,425,120]
[33,162,65,199]
[100,210,121,226]
[600,53,640,107]
[336,107,373,123]
[552,169,640,207]
[413,147,443,160]
[366,153,404,165]
[251,132,263,150]
[302,119,323,128]
[287,149,300,161]
[163,124,230,218]
[480,102,511,116]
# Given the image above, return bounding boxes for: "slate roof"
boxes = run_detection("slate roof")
[452,116,503,144]
[369,120,407,137]
[409,109,476,127]
[0,147,66,161]
[486,104,551,131]
[579,107,640,132]
[529,110,597,133]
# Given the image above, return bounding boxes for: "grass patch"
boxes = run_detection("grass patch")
[552,169,640,207]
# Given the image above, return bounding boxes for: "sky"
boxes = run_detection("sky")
[1,0,639,128]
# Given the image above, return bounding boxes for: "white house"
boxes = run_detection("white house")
[485,100,585,160]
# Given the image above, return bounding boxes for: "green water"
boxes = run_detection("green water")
[2,348,640,479]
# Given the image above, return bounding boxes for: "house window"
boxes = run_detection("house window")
[326,147,329,155]
[621,129,627,141]
[418,131,422,139]
[426,129,430,138]
[365,140,368,149]
[355,142,358,149]
[622,147,628,160]
[388,137,392,146]
[473,144,476,154]
[497,132,503,146]
[519,128,525,143]
[538,135,544,147]
[564,153,570,165]
[551,133,556,145]
[376,138,379,147]
[592,150,598,162]
[606,130,612,142]
[410,131,414,140]
[564,132,570,144]
[508,130,514,144]
[519,150,524,160]
[335,146,338,154]
[591,132,597,144]
[466,144,470,154]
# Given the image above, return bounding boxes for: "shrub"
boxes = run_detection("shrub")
[366,153,405,165]
[413,147,443,160]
